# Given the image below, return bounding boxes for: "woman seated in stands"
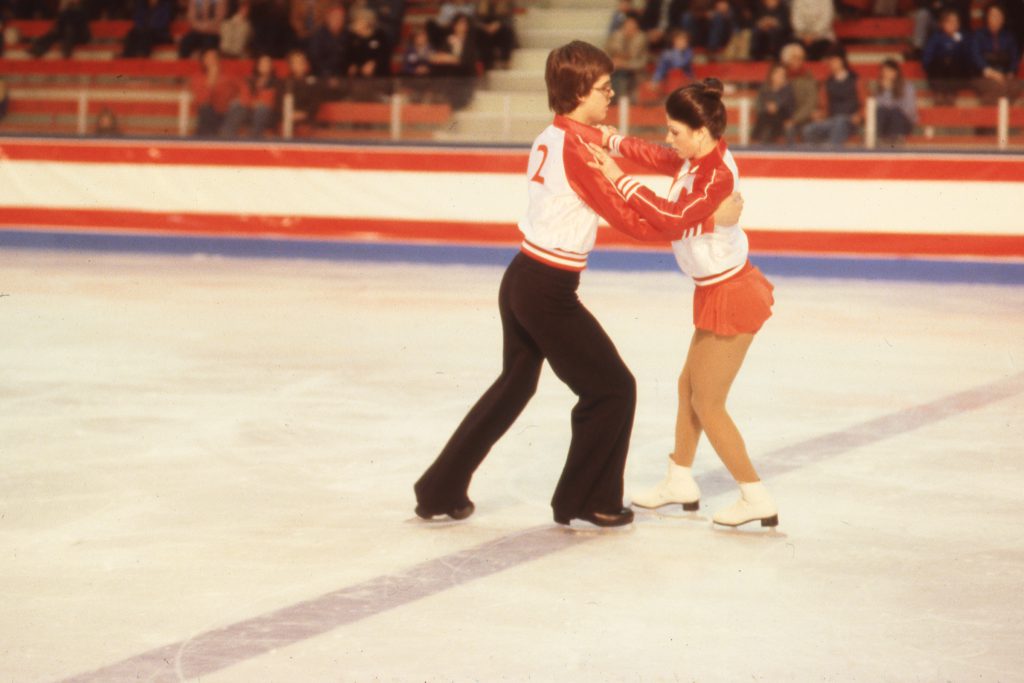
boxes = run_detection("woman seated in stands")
[872,58,917,145]
[971,2,1021,104]
[922,8,974,105]
[474,0,516,70]
[428,13,479,108]
[802,49,861,147]
[249,53,281,137]
[343,7,392,78]
[752,62,795,144]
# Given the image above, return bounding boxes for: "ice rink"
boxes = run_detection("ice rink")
[2,247,1023,682]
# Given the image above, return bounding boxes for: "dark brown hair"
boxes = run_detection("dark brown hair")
[665,77,726,139]
[545,41,614,115]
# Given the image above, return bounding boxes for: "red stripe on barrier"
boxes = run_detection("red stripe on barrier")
[1,208,1022,258]
[2,139,1024,181]
[0,139,528,173]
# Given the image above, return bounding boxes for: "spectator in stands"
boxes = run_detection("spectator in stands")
[282,49,322,125]
[402,25,435,77]
[971,2,1022,103]
[634,0,670,50]
[780,42,818,142]
[122,0,173,58]
[290,0,332,50]
[1,11,8,57]
[191,47,249,137]
[248,53,280,136]
[308,4,348,80]
[607,11,648,101]
[650,29,694,86]
[475,0,516,70]
[609,0,634,36]
[344,7,392,79]
[249,0,295,58]
[789,0,835,60]
[0,76,8,121]
[363,0,405,45]
[219,0,253,57]
[802,50,861,146]
[94,106,123,136]
[922,8,974,104]
[28,0,91,58]
[752,62,795,144]
[750,0,791,61]
[430,13,478,107]
[428,0,475,49]
[872,58,917,144]
[178,0,227,59]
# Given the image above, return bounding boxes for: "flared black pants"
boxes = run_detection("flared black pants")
[414,252,636,520]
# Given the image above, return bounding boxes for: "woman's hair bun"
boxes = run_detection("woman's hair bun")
[701,78,725,98]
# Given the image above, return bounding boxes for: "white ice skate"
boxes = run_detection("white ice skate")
[712,481,778,528]
[630,457,701,511]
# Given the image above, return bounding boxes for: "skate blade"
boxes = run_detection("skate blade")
[557,520,636,534]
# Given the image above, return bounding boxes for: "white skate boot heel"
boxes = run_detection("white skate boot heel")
[631,457,701,511]
[712,481,778,528]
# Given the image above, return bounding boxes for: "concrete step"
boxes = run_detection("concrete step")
[510,48,551,71]
[518,26,607,49]
[516,7,610,30]
[465,90,549,113]
[542,0,614,10]
[433,112,544,143]
[484,68,546,92]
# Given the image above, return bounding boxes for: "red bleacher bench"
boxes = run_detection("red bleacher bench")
[315,101,452,128]
[834,17,913,40]
[7,19,190,41]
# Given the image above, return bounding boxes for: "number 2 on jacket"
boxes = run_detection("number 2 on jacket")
[531,145,548,185]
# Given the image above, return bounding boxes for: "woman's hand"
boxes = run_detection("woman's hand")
[712,192,743,228]
[585,141,624,183]
[596,124,619,147]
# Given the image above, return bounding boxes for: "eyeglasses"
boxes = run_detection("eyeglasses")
[592,83,614,97]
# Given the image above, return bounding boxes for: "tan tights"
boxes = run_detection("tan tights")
[670,329,759,483]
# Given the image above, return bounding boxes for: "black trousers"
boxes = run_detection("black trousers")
[414,252,636,520]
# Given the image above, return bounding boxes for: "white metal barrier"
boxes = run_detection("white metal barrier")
[10,87,191,136]
[864,95,1011,150]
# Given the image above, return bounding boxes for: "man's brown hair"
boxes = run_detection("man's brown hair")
[545,41,614,115]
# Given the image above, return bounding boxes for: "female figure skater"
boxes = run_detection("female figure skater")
[413,43,743,528]
[587,79,778,528]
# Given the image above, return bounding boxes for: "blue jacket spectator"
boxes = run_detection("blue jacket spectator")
[123,0,174,58]
[970,3,1022,103]
[651,30,695,83]
[922,9,975,103]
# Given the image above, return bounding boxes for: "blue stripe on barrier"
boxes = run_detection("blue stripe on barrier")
[2,229,1023,285]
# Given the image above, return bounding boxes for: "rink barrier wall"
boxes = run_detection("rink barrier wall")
[1,138,1023,283]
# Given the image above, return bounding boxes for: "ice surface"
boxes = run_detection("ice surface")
[1,249,1022,682]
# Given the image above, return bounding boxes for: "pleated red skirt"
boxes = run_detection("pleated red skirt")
[692,262,775,336]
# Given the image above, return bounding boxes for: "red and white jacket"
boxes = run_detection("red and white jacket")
[517,115,703,272]
[608,134,749,286]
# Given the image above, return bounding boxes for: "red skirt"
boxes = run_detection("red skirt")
[692,262,774,336]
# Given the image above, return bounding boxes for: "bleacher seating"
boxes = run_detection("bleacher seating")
[0,12,1022,148]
